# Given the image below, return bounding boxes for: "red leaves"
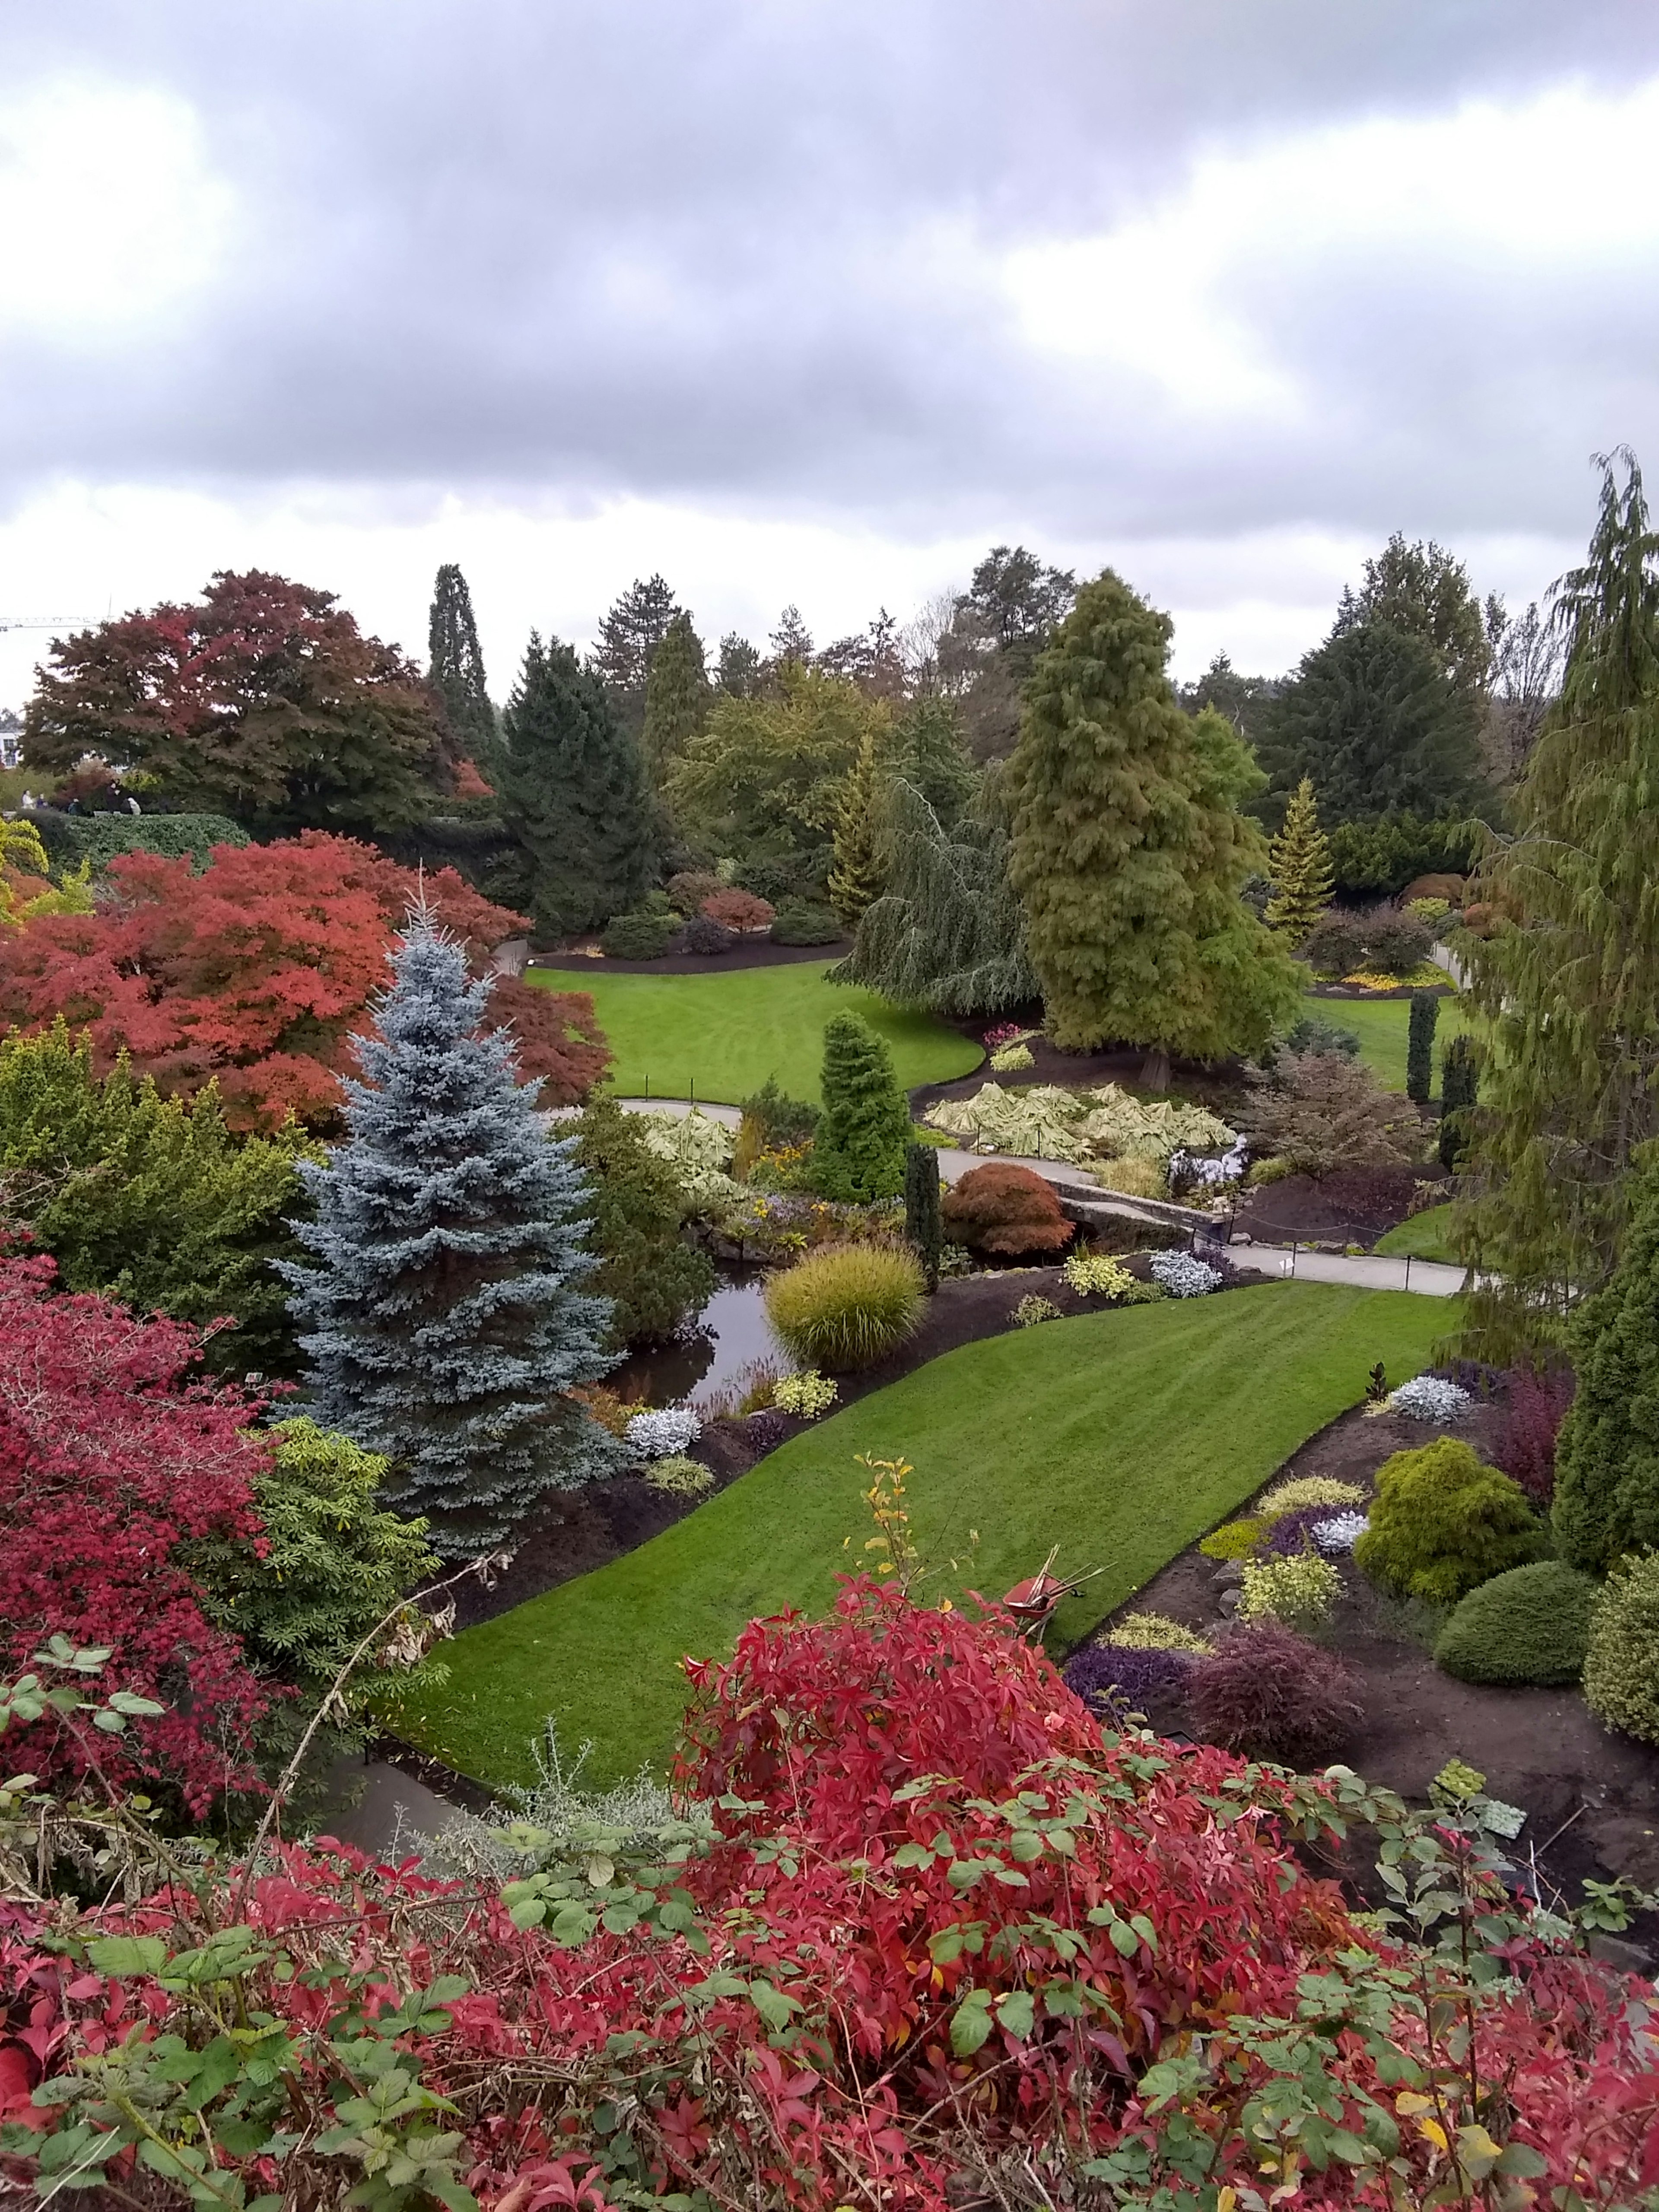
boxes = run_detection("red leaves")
[0,1255,270,1811]
[0,832,610,1128]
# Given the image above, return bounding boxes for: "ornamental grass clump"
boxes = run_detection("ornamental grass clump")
[1354,1436,1547,1606]
[1257,1475,1367,1520]
[764,1243,925,1371]
[1238,1551,1344,1634]
[1187,1620,1363,1767]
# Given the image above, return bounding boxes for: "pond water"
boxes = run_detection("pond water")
[609,1266,787,1408]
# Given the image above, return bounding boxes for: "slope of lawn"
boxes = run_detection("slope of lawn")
[1375,1203,1458,1264]
[1303,992,1470,1094]
[528,960,981,1103]
[388,1282,1449,1788]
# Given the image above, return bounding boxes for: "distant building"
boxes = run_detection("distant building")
[0,711,20,772]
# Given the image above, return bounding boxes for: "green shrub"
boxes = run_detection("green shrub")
[740,1075,820,1150]
[1257,1476,1367,1521]
[1434,1560,1599,1686]
[812,1011,912,1203]
[1245,1155,1294,1188]
[35,811,249,873]
[572,1098,716,1347]
[1353,1437,1547,1606]
[1582,1550,1659,1744]
[642,1454,714,1498]
[1062,1250,1135,1299]
[601,908,677,959]
[769,903,844,946]
[772,1370,838,1417]
[1238,1551,1343,1633]
[1106,1612,1211,1654]
[1014,1294,1060,1327]
[764,1241,925,1370]
[1200,1518,1267,1560]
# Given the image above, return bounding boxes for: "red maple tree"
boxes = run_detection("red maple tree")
[0,831,610,1128]
[0,1253,271,1812]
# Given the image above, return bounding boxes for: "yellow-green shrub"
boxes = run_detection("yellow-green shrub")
[1090,1156,1166,1199]
[1353,1437,1546,1605]
[643,1454,714,1498]
[1239,1552,1343,1633]
[1063,1250,1135,1299]
[1106,1611,1211,1653]
[1199,1519,1267,1560]
[764,1242,925,1371]
[773,1370,838,1418]
[1582,1551,1659,1745]
[1257,1476,1367,1522]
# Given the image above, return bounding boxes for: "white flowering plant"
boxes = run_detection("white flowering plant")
[1150,1251,1223,1299]
[1386,1375,1472,1423]
[1312,1510,1369,1554]
[625,1406,703,1458]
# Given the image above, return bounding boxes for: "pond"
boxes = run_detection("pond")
[609,1265,787,1409]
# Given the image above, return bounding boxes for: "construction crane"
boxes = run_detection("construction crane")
[0,615,96,635]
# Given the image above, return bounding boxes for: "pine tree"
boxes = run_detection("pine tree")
[828,729,884,923]
[1439,1033,1479,1172]
[769,605,814,665]
[1406,991,1439,1105]
[1553,1158,1659,1573]
[716,633,763,697]
[832,775,1036,1015]
[280,912,626,1557]
[495,633,656,936]
[889,696,975,826]
[904,1140,943,1289]
[1454,451,1659,1358]
[640,610,710,786]
[1007,572,1302,1072]
[1263,776,1333,941]
[593,575,681,737]
[427,564,496,759]
[813,1011,911,1203]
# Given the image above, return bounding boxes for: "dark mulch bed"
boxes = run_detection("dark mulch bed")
[442,1252,1274,1634]
[529,936,850,977]
[1086,1399,1659,1951]
[911,1034,1246,1120]
[1233,1162,1449,1250]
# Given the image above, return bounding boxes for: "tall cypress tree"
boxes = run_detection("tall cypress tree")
[1455,451,1659,1359]
[427,564,496,759]
[495,633,656,936]
[1264,776,1333,941]
[1553,1157,1659,1573]
[1406,991,1439,1105]
[640,611,710,786]
[280,912,626,1558]
[1007,572,1301,1074]
[904,1140,944,1289]
[828,729,884,923]
[1439,1033,1479,1172]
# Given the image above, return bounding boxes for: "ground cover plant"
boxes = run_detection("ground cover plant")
[386,1281,1448,1786]
[525,958,980,1102]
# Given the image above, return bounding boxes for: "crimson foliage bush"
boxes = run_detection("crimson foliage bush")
[700,887,775,931]
[942,1160,1073,1256]
[1187,1620,1363,1767]
[1496,1363,1576,1505]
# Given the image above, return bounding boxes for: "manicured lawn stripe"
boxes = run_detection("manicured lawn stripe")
[1374,1202,1458,1263]
[1304,992,1470,1095]
[527,960,981,1105]
[386,1282,1449,1788]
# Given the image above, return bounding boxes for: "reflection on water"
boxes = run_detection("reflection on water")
[610,1268,787,1408]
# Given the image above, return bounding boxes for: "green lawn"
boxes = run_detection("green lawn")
[387,1283,1449,1788]
[529,960,982,1103]
[1303,992,1471,1095]
[1374,1203,1458,1264]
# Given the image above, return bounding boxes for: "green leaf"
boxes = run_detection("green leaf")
[747,1980,801,2033]
[949,1994,995,2058]
[995,1990,1034,2039]
[1494,2143,1548,2179]
[1107,1920,1141,1958]
[87,1935,168,1978]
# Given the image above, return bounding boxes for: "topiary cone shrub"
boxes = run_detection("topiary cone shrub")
[1186,1620,1363,1767]
[763,1239,925,1370]
[942,1160,1074,1257]
[1353,1436,1547,1606]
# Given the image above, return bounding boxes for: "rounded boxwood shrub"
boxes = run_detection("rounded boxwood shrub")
[1433,1560,1600,1687]
[601,908,677,959]
[1187,1621,1363,1768]
[942,1162,1073,1258]
[1582,1550,1659,1744]
[769,903,844,947]
[763,1241,925,1371]
[1353,1437,1547,1606]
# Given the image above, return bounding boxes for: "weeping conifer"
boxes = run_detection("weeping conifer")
[280,911,626,1558]
[1454,451,1659,1358]
[1264,777,1333,941]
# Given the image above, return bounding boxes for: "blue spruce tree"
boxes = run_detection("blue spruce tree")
[280,908,627,1557]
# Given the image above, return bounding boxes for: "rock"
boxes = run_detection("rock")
[1229,1232,1253,1246]
[1217,1588,1241,1616]
[1587,1931,1654,1975]
[1212,1561,1246,1587]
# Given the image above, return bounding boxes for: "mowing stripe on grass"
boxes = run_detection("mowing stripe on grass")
[385,1282,1448,1788]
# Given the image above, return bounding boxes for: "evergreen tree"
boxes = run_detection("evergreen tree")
[1343,533,1499,704]
[640,611,710,786]
[1553,1158,1659,1573]
[1454,451,1659,1358]
[716,632,764,696]
[813,1011,911,1203]
[496,633,656,935]
[1007,572,1301,1073]
[769,605,814,665]
[889,696,975,826]
[572,1095,716,1346]
[427,563,496,759]
[593,575,681,737]
[1264,776,1333,941]
[831,776,1037,1015]
[828,728,884,923]
[280,912,626,1557]
[904,1140,944,1289]
[1406,991,1439,1106]
[1439,1033,1479,1173]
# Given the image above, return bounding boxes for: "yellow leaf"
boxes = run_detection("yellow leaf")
[1417,2118,1449,2153]
[1217,2192,1237,2212]
[1394,2091,1435,2115]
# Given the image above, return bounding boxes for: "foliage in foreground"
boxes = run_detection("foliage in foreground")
[4,1580,1657,2209]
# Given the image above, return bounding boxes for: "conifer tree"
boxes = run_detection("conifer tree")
[1439,1033,1479,1172]
[1455,451,1659,1357]
[828,729,884,923]
[427,564,496,759]
[1263,776,1333,941]
[889,696,975,826]
[831,776,1037,1014]
[1406,991,1439,1106]
[813,1010,911,1203]
[904,1140,944,1289]
[280,912,626,1557]
[1553,1157,1659,1573]
[1007,572,1301,1074]
[640,611,710,786]
[593,575,681,737]
[495,633,656,936]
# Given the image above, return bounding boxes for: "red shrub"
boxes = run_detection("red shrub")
[665,870,722,915]
[1187,1619,1363,1766]
[699,887,775,931]
[941,1160,1073,1255]
[0,831,609,1127]
[1497,1362,1576,1505]
[0,1255,270,1811]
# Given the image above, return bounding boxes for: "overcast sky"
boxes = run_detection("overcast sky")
[3,0,1657,711]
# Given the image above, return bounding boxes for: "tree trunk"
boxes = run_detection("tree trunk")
[1141,1045,1171,1093]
